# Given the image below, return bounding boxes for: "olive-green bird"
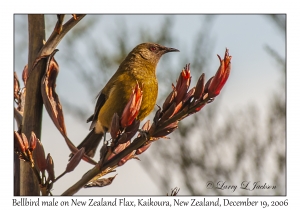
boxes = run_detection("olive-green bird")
[76,43,179,157]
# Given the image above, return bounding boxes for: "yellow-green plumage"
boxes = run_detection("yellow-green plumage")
[77,43,179,157]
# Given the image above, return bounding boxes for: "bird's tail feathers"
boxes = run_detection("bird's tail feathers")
[71,129,103,159]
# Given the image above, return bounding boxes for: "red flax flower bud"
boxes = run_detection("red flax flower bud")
[124,119,140,141]
[21,133,29,150]
[136,142,152,155]
[182,88,195,104]
[141,120,151,131]
[14,131,25,154]
[153,121,179,138]
[175,64,191,104]
[14,72,20,101]
[66,148,85,173]
[194,103,205,113]
[110,113,120,139]
[107,141,130,160]
[29,131,37,151]
[194,73,205,100]
[120,83,143,128]
[162,89,177,112]
[118,150,136,166]
[22,65,28,86]
[208,48,232,98]
[46,153,55,182]
[34,138,47,172]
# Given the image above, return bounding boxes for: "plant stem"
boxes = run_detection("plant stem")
[20,14,46,196]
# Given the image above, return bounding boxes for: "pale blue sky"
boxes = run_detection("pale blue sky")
[13,14,285,195]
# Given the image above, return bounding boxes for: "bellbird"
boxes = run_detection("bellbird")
[76,43,179,157]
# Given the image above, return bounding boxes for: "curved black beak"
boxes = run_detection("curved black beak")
[165,47,180,53]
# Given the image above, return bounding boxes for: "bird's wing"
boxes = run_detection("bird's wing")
[87,69,120,130]
[87,92,106,130]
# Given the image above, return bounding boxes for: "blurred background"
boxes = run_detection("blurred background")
[14,14,286,195]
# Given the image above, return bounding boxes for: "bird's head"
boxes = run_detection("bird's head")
[131,43,179,65]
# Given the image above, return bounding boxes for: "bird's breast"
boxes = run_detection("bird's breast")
[97,70,158,131]
[137,76,158,120]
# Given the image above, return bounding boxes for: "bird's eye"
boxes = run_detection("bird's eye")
[149,46,157,51]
